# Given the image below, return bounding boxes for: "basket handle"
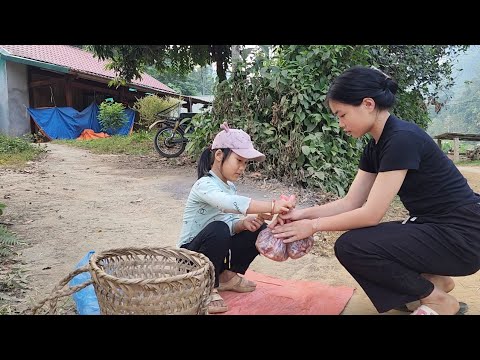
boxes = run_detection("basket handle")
[30,264,93,315]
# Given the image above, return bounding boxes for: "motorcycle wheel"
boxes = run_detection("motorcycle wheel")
[154,126,186,158]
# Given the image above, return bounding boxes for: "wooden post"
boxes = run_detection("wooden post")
[454,137,460,162]
[120,87,125,104]
[65,76,73,107]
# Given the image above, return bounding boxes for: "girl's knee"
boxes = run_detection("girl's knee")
[205,221,230,233]
[255,223,267,234]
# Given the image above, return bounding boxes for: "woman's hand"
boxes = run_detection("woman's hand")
[270,219,316,243]
[268,208,304,229]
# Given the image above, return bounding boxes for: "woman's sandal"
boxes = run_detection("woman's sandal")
[410,305,439,315]
[217,274,256,293]
[208,289,228,314]
[395,301,468,315]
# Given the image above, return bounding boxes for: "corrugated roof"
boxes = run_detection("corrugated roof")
[0,45,177,94]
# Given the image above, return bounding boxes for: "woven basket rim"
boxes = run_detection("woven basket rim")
[88,246,212,285]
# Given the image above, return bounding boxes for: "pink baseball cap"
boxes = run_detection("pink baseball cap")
[211,122,265,162]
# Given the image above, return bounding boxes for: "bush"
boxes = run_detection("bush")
[441,141,452,153]
[97,101,128,133]
[0,134,32,154]
[132,95,181,129]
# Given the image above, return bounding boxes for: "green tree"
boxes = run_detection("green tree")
[146,65,216,96]
[89,45,231,84]
[367,45,469,129]
[187,45,469,196]
[427,46,480,135]
[430,78,480,134]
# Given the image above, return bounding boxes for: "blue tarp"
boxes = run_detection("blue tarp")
[69,250,100,315]
[27,102,136,140]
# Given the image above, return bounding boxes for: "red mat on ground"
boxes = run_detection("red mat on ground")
[216,270,355,315]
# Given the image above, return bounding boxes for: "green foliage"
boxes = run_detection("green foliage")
[146,65,217,96]
[426,47,480,136]
[457,159,480,166]
[428,76,480,135]
[132,95,181,128]
[185,112,221,158]
[0,134,46,166]
[439,140,474,154]
[97,101,128,133]
[0,203,5,216]
[0,134,32,154]
[90,45,231,84]
[368,45,469,129]
[441,141,453,153]
[187,45,468,196]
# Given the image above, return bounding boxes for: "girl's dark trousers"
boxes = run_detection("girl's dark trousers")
[181,221,266,287]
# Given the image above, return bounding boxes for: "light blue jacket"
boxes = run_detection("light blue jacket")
[177,170,251,247]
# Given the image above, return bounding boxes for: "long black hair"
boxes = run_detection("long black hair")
[326,66,398,111]
[197,147,233,179]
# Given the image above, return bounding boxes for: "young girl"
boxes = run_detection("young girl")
[178,122,296,314]
[271,66,480,315]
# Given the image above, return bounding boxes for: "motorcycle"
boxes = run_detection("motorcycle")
[148,112,196,158]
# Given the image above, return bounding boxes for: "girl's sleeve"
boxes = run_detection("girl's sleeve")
[194,179,251,216]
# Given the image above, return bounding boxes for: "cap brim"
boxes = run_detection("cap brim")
[232,148,266,162]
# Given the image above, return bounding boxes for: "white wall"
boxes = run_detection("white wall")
[6,61,30,136]
[0,58,9,135]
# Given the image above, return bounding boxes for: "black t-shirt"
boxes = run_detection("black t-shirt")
[359,114,479,216]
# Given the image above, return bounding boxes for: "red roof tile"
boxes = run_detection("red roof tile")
[0,45,177,94]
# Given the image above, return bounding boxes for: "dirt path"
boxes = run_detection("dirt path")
[1,143,479,315]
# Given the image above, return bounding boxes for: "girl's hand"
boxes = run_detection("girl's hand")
[242,215,265,232]
[257,213,273,222]
[270,219,316,243]
[274,195,296,214]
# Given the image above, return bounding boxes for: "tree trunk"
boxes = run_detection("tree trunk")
[210,45,230,83]
[231,45,241,73]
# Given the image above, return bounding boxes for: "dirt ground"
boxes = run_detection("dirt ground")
[1,143,479,315]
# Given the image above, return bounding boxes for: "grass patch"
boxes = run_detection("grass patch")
[54,131,156,155]
[456,160,480,166]
[0,134,46,167]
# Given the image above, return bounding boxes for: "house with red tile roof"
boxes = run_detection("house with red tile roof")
[0,45,211,136]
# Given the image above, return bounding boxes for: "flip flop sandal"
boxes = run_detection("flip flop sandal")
[395,301,468,315]
[208,289,228,314]
[410,305,439,315]
[217,274,256,293]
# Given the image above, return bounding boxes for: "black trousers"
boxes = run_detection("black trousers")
[181,221,266,287]
[334,202,480,313]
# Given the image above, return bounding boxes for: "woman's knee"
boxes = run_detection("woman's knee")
[334,230,360,262]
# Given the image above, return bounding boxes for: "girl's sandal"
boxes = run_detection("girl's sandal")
[208,289,228,314]
[218,274,256,293]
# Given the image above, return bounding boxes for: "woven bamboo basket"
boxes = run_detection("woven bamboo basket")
[30,247,215,315]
